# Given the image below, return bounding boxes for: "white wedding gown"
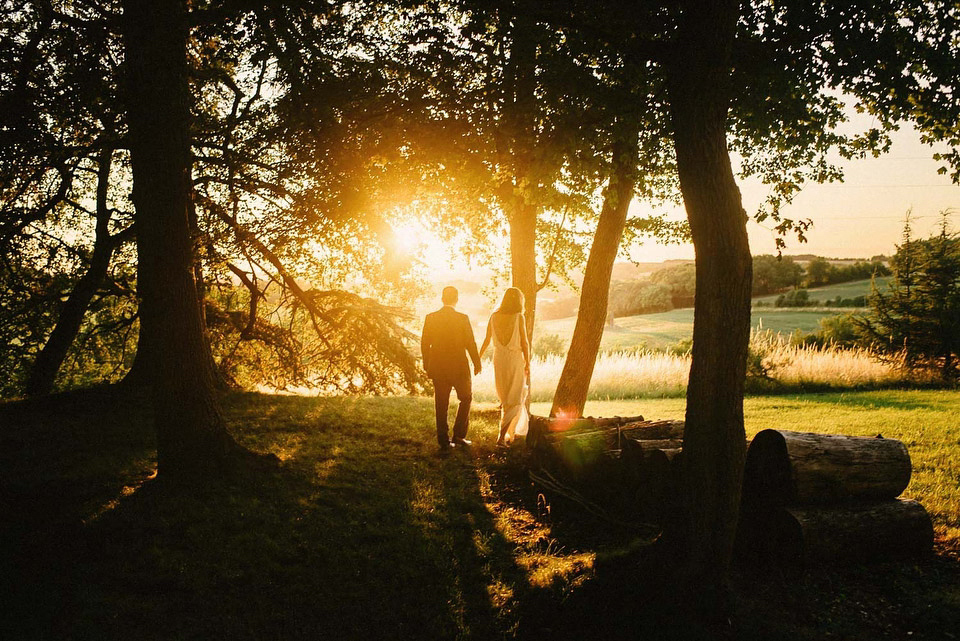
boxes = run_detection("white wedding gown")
[493,313,528,441]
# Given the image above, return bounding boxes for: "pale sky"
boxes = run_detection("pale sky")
[632,121,960,263]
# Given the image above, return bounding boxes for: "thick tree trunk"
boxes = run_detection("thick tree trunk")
[118,326,158,388]
[501,8,539,342]
[510,200,538,338]
[25,149,117,396]
[122,0,246,477]
[667,0,750,602]
[551,125,639,417]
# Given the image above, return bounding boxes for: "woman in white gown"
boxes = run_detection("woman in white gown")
[479,287,531,447]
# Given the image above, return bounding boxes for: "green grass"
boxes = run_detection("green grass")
[538,278,892,352]
[753,276,892,306]
[541,307,852,351]
[3,388,959,639]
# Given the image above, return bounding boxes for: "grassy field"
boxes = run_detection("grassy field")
[539,278,888,352]
[476,336,919,403]
[2,388,959,639]
[752,276,892,306]
[540,307,850,352]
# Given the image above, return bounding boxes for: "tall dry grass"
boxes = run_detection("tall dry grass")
[473,332,918,403]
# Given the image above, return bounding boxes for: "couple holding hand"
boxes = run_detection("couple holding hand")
[420,286,530,451]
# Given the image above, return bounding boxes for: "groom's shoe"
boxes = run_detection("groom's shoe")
[452,438,472,447]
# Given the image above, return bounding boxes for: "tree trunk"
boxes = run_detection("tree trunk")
[25,148,117,396]
[122,0,247,477]
[667,0,750,602]
[743,430,912,506]
[501,8,539,342]
[551,123,640,417]
[510,199,538,339]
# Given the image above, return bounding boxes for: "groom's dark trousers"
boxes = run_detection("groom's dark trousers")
[421,306,481,445]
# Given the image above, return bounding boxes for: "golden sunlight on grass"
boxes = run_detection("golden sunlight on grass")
[475,467,595,589]
[313,445,341,480]
[476,336,917,403]
[84,463,156,525]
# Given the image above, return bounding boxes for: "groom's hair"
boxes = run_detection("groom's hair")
[441,286,458,305]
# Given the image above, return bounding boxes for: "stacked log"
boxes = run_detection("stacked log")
[535,420,682,476]
[738,429,932,566]
[531,416,684,523]
[621,438,682,522]
[527,414,646,448]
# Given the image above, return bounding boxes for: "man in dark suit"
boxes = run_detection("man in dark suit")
[421,286,482,450]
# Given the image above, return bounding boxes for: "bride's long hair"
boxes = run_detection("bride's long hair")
[497,287,525,315]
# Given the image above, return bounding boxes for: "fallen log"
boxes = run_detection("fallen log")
[740,499,933,566]
[542,430,681,477]
[621,438,682,455]
[742,429,912,506]
[528,415,644,448]
[539,420,684,445]
[529,414,646,436]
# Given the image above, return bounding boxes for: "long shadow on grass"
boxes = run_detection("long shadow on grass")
[1,391,552,639]
[1,386,157,639]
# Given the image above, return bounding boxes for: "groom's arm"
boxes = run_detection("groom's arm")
[464,316,481,375]
[420,316,433,376]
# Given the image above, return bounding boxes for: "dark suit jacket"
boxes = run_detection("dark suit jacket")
[421,306,481,382]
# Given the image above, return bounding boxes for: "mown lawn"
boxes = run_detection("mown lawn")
[2,388,959,640]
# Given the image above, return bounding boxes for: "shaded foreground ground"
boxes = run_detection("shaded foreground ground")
[2,389,959,639]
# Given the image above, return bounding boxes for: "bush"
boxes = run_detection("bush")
[792,313,863,349]
[775,288,811,307]
[608,280,672,316]
[666,338,693,357]
[533,332,568,358]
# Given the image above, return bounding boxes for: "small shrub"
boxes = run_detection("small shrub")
[666,339,693,357]
[775,288,811,308]
[533,333,568,358]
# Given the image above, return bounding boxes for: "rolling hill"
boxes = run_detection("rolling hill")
[538,278,888,352]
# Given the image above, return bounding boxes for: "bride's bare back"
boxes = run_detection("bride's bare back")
[490,311,519,345]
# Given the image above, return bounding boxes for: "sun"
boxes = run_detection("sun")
[387,218,455,276]
[390,220,425,256]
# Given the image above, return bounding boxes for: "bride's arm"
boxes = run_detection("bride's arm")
[478,315,493,359]
[519,314,531,373]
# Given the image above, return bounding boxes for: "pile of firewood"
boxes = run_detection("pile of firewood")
[528,414,684,525]
[528,417,934,566]
[736,429,933,566]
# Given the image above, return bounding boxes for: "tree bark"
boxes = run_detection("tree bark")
[501,7,539,341]
[551,123,639,417]
[743,430,912,506]
[667,0,751,601]
[25,148,118,396]
[122,0,247,477]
